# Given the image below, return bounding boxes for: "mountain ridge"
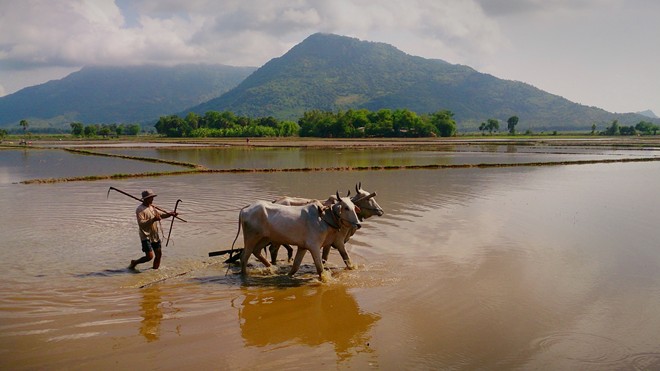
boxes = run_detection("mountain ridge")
[1,33,656,132]
[184,33,654,131]
[637,110,658,119]
[0,64,256,129]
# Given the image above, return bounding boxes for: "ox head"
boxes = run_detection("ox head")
[334,191,361,229]
[351,182,384,221]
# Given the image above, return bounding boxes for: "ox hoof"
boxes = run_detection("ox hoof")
[320,270,333,282]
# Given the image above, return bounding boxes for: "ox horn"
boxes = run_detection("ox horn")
[353,192,376,203]
[336,190,340,200]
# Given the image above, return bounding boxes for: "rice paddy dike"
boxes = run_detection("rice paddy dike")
[5,136,660,184]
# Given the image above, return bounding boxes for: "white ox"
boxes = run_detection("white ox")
[270,183,384,268]
[238,192,362,279]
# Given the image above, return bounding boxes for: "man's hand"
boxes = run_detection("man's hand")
[161,211,178,219]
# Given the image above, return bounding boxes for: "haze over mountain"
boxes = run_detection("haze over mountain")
[185,33,655,131]
[638,110,658,119]
[0,33,655,132]
[0,64,255,130]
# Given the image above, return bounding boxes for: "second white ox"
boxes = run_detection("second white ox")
[270,183,383,268]
[239,192,362,279]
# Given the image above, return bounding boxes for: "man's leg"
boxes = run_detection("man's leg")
[130,251,154,269]
[152,247,162,269]
[130,240,155,269]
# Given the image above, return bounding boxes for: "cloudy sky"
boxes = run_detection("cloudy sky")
[1,0,658,115]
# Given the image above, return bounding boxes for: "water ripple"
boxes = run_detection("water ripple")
[47,332,104,342]
[532,331,633,367]
[628,352,660,370]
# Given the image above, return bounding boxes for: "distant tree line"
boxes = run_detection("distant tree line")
[70,122,141,137]
[155,111,298,138]
[299,109,457,138]
[601,120,660,136]
[475,117,659,137]
[154,108,457,138]
[4,115,658,139]
[478,116,520,135]
[0,121,141,139]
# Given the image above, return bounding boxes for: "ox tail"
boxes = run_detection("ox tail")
[229,207,246,258]
[225,205,248,275]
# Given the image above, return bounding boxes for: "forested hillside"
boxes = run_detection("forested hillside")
[185,33,653,131]
[2,33,655,133]
[0,64,255,130]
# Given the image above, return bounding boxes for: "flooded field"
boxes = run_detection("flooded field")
[2,142,660,369]
[95,145,654,170]
[0,148,185,184]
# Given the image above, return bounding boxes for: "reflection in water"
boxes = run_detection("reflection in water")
[237,284,380,362]
[0,149,183,184]
[4,148,660,368]
[97,145,646,171]
[139,286,163,342]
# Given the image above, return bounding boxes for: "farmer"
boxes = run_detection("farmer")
[129,189,178,270]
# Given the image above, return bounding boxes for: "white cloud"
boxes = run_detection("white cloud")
[475,0,619,17]
[0,0,657,115]
[0,0,503,68]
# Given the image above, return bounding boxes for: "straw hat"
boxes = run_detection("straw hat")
[141,189,157,200]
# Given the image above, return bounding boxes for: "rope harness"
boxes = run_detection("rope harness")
[322,205,341,229]
[322,202,362,230]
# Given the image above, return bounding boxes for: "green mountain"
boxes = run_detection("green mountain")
[186,33,655,131]
[1,33,654,132]
[0,64,255,130]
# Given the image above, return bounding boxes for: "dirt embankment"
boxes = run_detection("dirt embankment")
[23,136,660,149]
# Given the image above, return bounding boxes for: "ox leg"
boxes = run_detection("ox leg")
[240,221,257,275]
[322,245,332,264]
[336,244,354,269]
[252,241,272,267]
[269,243,280,265]
[309,247,325,279]
[240,243,253,275]
[268,243,294,264]
[283,244,294,262]
[323,243,353,269]
[241,237,271,275]
[289,248,307,276]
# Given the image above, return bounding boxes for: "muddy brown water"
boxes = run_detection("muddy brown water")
[2,145,660,369]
